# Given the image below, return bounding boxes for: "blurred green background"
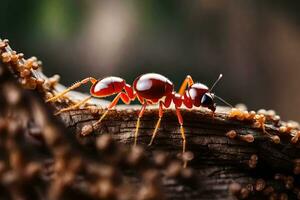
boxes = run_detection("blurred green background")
[1,0,300,121]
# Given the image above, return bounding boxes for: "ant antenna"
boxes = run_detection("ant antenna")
[209,74,223,92]
[208,74,232,107]
[214,94,233,108]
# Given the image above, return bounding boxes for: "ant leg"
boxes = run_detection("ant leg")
[148,93,172,146]
[134,103,147,146]
[92,93,122,128]
[148,101,163,146]
[178,75,194,95]
[175,106,188,168]
[55,96,92,115]
[82,92,131,136]
[175,107,186,153]
[46,77,97,102]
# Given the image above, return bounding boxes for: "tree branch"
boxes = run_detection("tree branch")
[1,38,300,200]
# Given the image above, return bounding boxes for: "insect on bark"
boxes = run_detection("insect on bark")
[47,73,227,167]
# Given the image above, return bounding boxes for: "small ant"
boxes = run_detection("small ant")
[47,73,228,165]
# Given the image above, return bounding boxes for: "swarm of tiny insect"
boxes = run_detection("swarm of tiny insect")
[0,39,62,91]
[230,177,300,200]
[228,107,283,144]
[229,105,300,146]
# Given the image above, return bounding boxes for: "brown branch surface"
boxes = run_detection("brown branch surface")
[1,38,300,200]
[58,103,300,199]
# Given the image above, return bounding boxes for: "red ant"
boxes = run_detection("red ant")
[47,73,227,163]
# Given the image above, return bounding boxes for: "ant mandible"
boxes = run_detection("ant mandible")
[47,73,226,158]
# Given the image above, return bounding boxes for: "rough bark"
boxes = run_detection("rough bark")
[58,102,300,199]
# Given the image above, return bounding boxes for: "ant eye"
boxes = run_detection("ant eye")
[201,93,214,107]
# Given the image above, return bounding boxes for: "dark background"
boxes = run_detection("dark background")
[1,0,300,121]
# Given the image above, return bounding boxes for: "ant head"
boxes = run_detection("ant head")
[196,74,222,112]
[185,74,231,111]
[201,92,216,112]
